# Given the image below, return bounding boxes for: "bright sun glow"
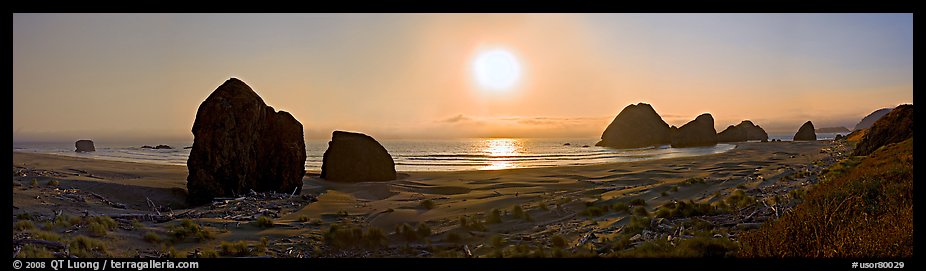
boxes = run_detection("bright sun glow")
[472,49,522,91]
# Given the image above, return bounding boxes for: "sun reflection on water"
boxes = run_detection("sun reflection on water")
[481,138,522,170]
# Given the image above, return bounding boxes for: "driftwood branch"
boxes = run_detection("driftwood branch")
[13,239,67,250]
[110,213,174,223]
[89,192,127,209]
[145,197,161,216]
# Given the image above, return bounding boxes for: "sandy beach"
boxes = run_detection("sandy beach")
[12,140,849,257]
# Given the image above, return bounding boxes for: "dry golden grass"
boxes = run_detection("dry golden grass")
[739,138,912,257]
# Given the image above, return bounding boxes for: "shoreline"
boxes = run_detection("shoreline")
[13,142,743,175]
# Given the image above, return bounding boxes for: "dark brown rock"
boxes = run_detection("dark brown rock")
[793,121,817,141]
[717,120,769,142]
[75,140,95,152]
[321,131,396,182]
[154,144,173,149]
[670,113,718,147]
[853,104,913,156]
[595,103,671,149]
[186,78,306,205]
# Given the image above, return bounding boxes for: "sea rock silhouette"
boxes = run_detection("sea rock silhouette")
[854,108,893,131]
[717,120,769,142]
[815,127,851,134]
[75,140,95,152]
[793,121,817,141]
[596,103,671,149]
[670,113,718,147]
[321,131,396,182]
[853,104,913,156]
[186,78,306,205]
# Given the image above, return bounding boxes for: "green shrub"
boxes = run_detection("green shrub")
[16,213,32,220]
[47,180,60,186]
[298,215,310,222]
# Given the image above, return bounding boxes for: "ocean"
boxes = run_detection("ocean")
[12,134,844,172]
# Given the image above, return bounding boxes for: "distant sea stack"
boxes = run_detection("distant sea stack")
[853,104,913,156]
[793,121,817,141]
[186,78,306,205]
[75,140,95,152]
[717,120,769,142]
[595,103,671,149]
[854,108,893,131]
[815,127,851,134]
[321,131,397,182]
[670,113,718,147]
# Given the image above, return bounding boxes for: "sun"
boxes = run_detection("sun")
[472,49,522,91]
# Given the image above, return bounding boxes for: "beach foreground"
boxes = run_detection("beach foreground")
[12,140,848,258]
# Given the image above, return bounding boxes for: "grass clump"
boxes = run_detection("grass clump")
[168,219,215,243]
[551,235,567,248]
[15,220,35,231]
[613,236,738,257]
[16,213,32,220]
[445,232,462,243]
[16,244,53,258]
[298,215,310,222]
[723,190,755,209]
[539,202,549,211]
[629,198,646,206]
[654,200,721,219]
[512,205,525,219]
[420,199,435,210]
[70,235,109,258]
[326,223,388,248]
[459,216,487,231]
[143,231,162,244]
[47,180,60,186]
[487,209,503,224]
[683,177,706,185]
[220,241,252,257]
[632,206,649,217]
[612,202,630,213]
[580,206,608,217]
[254,216,274,228]
[624,216,652,236]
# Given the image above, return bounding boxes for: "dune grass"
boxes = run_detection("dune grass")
[739,138,913,257]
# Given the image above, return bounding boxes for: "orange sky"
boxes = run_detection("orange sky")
[13,14,912,142]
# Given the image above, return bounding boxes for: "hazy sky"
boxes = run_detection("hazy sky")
[13,13,912,142]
